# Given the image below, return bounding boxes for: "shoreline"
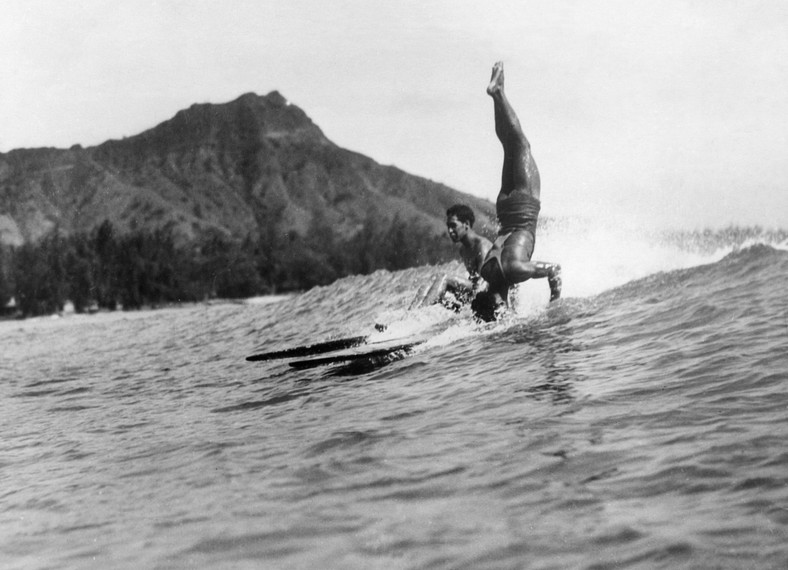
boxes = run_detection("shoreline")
[0,294,294,329]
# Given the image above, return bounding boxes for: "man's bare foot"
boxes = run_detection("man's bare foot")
[486,61,504,96]
[548,265,562,302]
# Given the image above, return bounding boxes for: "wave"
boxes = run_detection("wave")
[513,220,787,304]
[595,243,787,305]
[247,221,787,353]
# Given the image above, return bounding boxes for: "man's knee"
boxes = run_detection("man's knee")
[501,259,534,283]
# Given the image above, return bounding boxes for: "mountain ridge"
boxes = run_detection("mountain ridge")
[0,91,497,248]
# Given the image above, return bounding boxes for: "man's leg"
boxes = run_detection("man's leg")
[499,232,562,301]
[487,62,560,302]
[487,61,540,198]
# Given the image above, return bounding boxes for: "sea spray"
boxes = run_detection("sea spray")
[535,219,753,299]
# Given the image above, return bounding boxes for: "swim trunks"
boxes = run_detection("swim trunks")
[496,192,540,234]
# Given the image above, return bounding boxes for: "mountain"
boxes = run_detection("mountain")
[0,91,496,247]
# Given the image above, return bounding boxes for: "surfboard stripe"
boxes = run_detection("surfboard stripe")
[245,335,369,362]
[288,340,426,370]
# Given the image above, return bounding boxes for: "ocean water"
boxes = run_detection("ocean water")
[1,225,787,569]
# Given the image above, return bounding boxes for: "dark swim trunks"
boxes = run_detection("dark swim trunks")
[496,191,541,235]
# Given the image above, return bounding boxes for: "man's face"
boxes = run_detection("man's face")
[446,215,468,243]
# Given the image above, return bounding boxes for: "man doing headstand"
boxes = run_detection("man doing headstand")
[475,61,561,321]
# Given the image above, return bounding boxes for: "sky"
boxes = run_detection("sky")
[2,0,787,230]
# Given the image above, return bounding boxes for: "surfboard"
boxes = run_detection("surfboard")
[288,339,427,370]
[245,335,369,362]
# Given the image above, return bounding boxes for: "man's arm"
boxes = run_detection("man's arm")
[464,236,492,291]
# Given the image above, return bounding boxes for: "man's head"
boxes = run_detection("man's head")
[446,205,475,227]
[470,290,501,322]
[446,204,475,243]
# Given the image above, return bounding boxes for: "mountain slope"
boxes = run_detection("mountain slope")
[0,91,496,247]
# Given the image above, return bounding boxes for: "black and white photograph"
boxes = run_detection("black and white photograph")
[2,1,787,568]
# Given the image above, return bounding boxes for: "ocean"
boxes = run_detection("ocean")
[1,223,787,569]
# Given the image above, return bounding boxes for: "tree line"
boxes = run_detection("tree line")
[0,215,456,318]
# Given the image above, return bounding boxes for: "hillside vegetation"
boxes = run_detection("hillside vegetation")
[0,92,497,316]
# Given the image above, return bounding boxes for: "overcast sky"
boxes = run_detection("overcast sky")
[2,0,787,230]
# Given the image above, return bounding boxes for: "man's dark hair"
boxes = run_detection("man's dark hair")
[446,204,475,227]
[471,291,499,322]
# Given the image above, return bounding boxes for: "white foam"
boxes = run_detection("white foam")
[372,303,457,341]
[534,220,732,299]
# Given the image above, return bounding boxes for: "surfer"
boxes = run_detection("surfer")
[475,61,562,321]
[409,204,492,311]
[445,204,491,300]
